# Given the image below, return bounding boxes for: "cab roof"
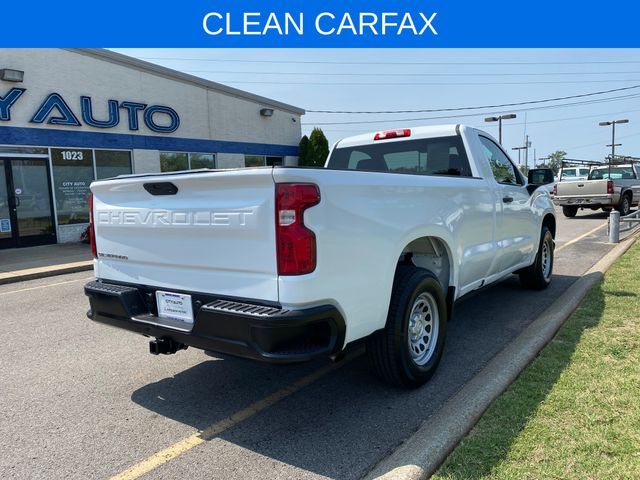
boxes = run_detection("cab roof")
[335,124,464,149]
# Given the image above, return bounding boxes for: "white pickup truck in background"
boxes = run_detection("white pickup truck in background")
[85,125,556,387]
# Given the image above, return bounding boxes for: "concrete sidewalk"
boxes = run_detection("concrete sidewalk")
[0,243,93,284]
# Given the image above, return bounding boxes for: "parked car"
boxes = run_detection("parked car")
[84,125,556,387]
[554,164,640,217]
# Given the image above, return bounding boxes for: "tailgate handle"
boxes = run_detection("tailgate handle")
[144,182,178,196]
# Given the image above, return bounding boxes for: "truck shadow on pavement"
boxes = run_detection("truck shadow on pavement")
[436,273,606,479]
[130,273,587,480]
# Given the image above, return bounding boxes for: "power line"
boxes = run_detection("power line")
[318,108,640,133]
[566,132,640,151]
[301,93,640,126]
[221,79,640,86]
[140,57,640,66]
[319,107,640,132]
[303,84,640,114]
[185,69,640,77]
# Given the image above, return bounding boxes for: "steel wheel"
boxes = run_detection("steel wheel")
[541,236,553,281]
[621,195,631,216]
[407,292,439,366]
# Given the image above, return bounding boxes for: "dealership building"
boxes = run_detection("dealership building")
[0,48,304,249]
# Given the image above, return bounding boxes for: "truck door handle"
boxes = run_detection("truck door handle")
[578,183,584,187]
[502,196,514,203]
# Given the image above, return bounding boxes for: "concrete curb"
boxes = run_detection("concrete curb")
[0,261,93,285]
[364,231,640,480]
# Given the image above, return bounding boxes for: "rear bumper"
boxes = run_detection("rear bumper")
[84,280,345,364]
[553,193,618,207]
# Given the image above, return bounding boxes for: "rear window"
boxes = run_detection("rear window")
[589,167,636,180]
[327,136,473,177]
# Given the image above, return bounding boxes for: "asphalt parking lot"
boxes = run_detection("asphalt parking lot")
[0,207,627,480]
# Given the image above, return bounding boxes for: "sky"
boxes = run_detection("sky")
[112,48,640,165]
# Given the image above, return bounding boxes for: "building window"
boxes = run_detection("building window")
[160,152,216,172]
[160,152,189,172]
[95,150,132,179]
[244,155,284,167]
[0,146,48,155]
[51,148,94,225]
[245,155,265,167]
[266,156,284,166]
[189,153,215,169]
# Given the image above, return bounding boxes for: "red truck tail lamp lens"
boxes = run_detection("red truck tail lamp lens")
[275,183,320,275]
[88,193,97,258]
[374,129,411,141]
[552,184,557,196]
[607,180,615,195]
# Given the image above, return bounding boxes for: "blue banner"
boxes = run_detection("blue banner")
[2,0,639,47]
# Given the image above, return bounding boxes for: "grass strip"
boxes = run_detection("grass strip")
[433,243,640,480]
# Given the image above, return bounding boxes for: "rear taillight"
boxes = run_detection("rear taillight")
[88,193,97,258]
[607,180,614,195]
[552,184,557,196]
[275,183,320,275]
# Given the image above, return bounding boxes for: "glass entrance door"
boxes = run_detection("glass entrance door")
[0,158,57,249]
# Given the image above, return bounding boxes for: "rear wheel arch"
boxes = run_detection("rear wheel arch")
[394,235,456,321]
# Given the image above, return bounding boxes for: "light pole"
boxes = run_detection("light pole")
[485,114,517,145]
[599,119,629,177]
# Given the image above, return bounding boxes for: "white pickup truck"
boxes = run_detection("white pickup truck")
[85,125,556,387]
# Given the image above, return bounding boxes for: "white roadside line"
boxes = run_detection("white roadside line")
[0,276,94,296]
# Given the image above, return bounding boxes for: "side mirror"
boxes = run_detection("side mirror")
[528,168,555,186]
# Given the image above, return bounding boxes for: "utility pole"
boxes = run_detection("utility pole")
[485,114,517,145]
[524,135,531,170]
[599,119,629,178]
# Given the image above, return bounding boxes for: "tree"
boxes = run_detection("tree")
[542,150,566,174]
[298,135,310,166]
[300,127,329,167]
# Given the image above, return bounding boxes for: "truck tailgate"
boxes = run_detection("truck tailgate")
[556,179,607,197]
[91,169,278,302]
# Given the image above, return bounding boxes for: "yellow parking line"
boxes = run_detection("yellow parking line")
[555,222,607,253]
[110,350,362,480]
[0,276,93,296]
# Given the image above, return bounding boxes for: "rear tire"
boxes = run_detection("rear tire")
[616,193,631,216]
[562,206,578,218]
[519,226,554,290]
[366,266,447,388]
